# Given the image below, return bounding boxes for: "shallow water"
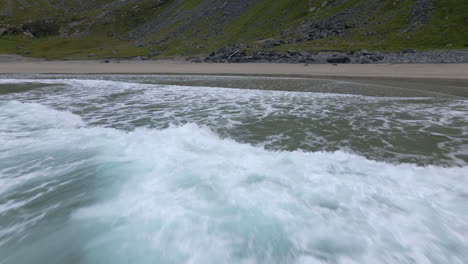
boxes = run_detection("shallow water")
[0,75,467,264]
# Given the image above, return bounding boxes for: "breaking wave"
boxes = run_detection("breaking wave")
[1,101,467,264]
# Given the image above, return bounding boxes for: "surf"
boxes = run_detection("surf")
[1,100,467,264]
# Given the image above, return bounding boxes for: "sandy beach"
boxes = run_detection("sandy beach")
[0,56,467,80]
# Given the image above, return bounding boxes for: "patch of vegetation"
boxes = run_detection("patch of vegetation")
[0,37,23,54]
[0,0,466,58]
[223,0,310,42]
[399,0,468,49]
[180,0,201,11]
[99,0,174,35]
[3,0,56,23]
[0,36,149,59]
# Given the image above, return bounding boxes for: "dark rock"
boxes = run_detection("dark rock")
[299,51,310,57]
[0,27,8,36]
[1,25,24,36]
[22,20,60,37]
[262,39,282,49]
[204,45,243,63]
[360,49,373,55]
[186,56,202,63]
[101,60,110,63]
[149,49,161,57]
[205,46,467,65]
[407,0,435,30]
[358,58,372,64]
[402,49,415,54]
[368,54,384,61]
[327,55,350,64]
[150,40,166,45]
[134,41,145,48]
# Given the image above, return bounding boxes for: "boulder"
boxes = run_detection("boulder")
[256,38,276,44]
[204,46,243,62]
[149,49,161,57]
[263,39,282,49]
[23,31,35,38]
[0,24,19,36]
[402,49,415,54]
[0,27,8,36]
[186,56,202,63]
[134,41,145,48]
[23,20,60,37]
[360,49,372,55]
[368,54,384,61]
[299,51,310,57]
[327,55,350,63]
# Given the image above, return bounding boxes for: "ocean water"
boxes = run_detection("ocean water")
[0,75,467,264]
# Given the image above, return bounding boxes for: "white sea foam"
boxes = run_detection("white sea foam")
[0,100,84,131]
[0,101,467,264]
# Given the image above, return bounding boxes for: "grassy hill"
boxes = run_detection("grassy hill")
[0,0,467,59]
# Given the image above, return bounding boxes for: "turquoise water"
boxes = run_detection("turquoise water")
[0,76,467,264]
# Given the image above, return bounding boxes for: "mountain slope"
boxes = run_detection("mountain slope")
[0,0,467,59]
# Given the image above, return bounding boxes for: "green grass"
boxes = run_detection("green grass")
[0,36,150,59]
[1,0,467,59]
[247,0,468,52]
[0,38,23,54]
[223,0,310,42]
[4,0,55,23]
[395,0,468,49]
[180,0,201,11]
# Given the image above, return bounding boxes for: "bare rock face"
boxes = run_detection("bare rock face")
[23,20,60,37]
[409,0,435,28]
[0,24,22,36]
[0,20,59,37]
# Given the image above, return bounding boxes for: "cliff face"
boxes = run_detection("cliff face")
[0,0,467,59]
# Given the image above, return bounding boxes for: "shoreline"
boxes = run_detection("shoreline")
[1,59,468,80]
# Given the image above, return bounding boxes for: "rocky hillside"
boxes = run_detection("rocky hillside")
[0,0,467,60]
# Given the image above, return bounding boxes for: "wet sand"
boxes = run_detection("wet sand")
[0,58,467,80]
[1,56,467,97]
[124,75,468,97]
